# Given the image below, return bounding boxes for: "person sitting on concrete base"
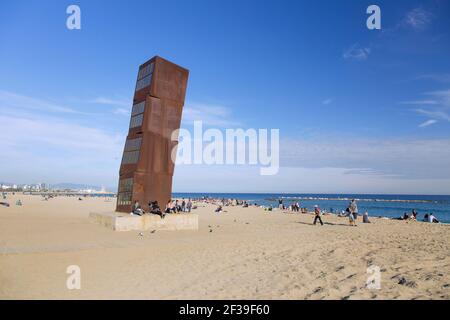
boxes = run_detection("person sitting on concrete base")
[132,200,144,216]
[165,200,176,214]
[148,200,165,219]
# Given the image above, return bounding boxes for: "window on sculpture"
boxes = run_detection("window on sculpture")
[124,137,142,152]
[129,113,144,128]
[131,101,145,116]
[117,178,133,206]
[137,62,154,80]
[135,74,152,92]
[121,150,140,165]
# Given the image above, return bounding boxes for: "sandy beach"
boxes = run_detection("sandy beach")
[0,194,449,300]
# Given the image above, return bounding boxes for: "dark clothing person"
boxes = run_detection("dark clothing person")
[148,200,165,219]
[313,215,323,225]
[313,206,323,226]
[278,199,283,209]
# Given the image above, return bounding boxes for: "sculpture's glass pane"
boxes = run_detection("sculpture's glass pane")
[129,113,144,128]
[124,138,142,152]
[121,151,140,165]
[135,74,152,92]
[131,101,145,116]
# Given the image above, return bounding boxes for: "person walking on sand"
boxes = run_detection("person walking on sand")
[346,207,356,226]
[313,205,323,226]
[350,199,358,222]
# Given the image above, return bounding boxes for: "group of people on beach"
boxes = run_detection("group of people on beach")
[276,197,442,226]
[313,199,366,226]
[394,210,440,223]
[132,198,194,218]
[164,198,193,214]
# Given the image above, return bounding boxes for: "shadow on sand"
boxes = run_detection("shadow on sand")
[295,221,353,227]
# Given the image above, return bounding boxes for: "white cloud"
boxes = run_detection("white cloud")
[415,108,450,121]
[0,90,125,186]
[113,108,129,116]
[280,136,450,179]
[425,89,450,106]
[90,97,129,107]
[0,90,82,114]
[182,103,240,127]
[405,88,450,125]
[0,113,123,186]
[173,165,450,194]
[343,44,371,61]
[418,119,437,128]
[402,7,433,30]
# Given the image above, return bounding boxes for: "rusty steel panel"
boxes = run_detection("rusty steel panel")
[116,56,189,213]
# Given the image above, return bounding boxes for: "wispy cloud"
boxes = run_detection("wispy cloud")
[402,7,433,30]
[89,97,129,107]
[415,73,450,83]
[399,100,438,105]
[280,136,450,179]
[0,90,128,186]
[0,90,82,114]
[418,119,437,128]
[183,103,240,127]
[113,108,130,116]
[322,98,333,105]
[380,7,434,37]
[403,88,450,126]
[343,44,371,61]
[425,89,450,106]
[0,113,123,186]
[415,108,450,121]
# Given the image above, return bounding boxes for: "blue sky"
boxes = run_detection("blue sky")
[1,0,450,194]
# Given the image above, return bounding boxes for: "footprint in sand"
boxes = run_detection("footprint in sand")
[313,287,323,294]
[335,265,345,272]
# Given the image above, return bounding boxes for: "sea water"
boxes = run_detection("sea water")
[173,193,450,223]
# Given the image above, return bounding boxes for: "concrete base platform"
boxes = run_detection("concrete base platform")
[89,211,198,231]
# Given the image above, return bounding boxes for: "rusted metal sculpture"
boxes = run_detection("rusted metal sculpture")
[116,56,189,213]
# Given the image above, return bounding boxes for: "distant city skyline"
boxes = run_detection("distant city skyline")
[1,0,450,194]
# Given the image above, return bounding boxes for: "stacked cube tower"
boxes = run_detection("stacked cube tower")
[116,56,189,213]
